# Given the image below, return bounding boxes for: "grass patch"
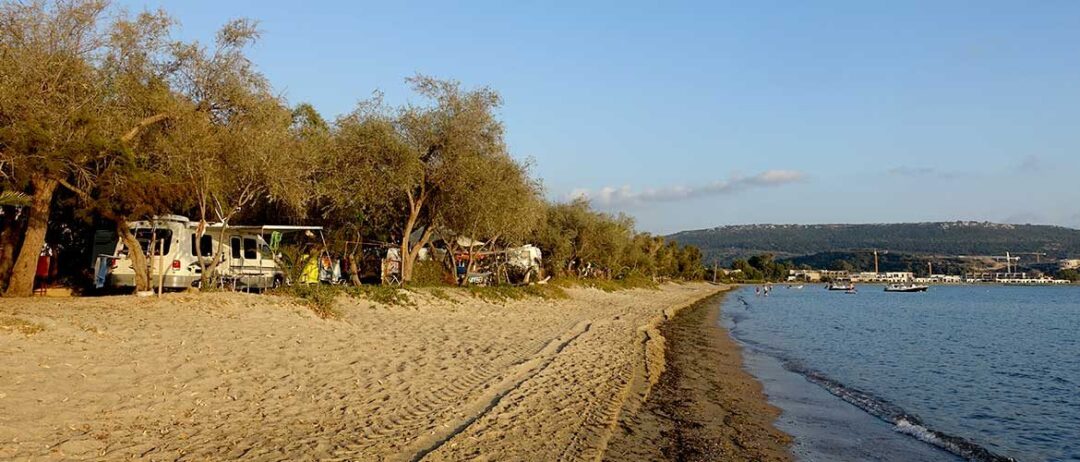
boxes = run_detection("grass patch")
[520,284,569,299]
[271,284,341,319]
[274,283,415,315]
[344,285,414,307]
[467,285,527,303]
[0,315,45,336]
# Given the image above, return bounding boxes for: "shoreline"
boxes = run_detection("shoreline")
[605,290,793,461]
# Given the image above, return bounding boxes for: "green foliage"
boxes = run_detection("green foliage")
[521,284,570,299]
[409,260,453,287]
[1057,269,1080,282]
[466,285,529,303]
[729,254,791,282]
[531,199,704,282]
[786,251,973,276]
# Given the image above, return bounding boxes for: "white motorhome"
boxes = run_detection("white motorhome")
[95,215,323,291]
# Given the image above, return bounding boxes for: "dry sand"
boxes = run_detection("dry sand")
[0,283,785,461]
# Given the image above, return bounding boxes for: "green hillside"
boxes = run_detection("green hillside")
[667,222,1080,265]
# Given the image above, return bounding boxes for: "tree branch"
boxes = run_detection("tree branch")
[120,113,170,144]
[56,177,91,201]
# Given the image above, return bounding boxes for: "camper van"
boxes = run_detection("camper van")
[95,215,323,291]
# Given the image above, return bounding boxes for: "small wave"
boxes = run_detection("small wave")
[779,359,1018,462]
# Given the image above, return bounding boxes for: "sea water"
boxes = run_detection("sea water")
[720,285,1080,462]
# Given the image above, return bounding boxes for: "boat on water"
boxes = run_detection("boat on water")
[884,283,929,293]
[827,282,855,291]
[787,284,804,289]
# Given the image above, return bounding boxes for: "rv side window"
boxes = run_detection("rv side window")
[231,237,242,259]
[243,238,258,260]
[191,234,214,257]
[133,229,172,255]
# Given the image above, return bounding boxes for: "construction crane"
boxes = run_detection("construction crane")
[997,252,1021,273]
[958,253,1023,273]
[1012,252,1048,264]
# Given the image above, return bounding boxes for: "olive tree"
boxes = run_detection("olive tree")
[333,76,516,283]
[161,19,305,286]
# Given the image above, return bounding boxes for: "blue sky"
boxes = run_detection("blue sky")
[118,1,1080,233]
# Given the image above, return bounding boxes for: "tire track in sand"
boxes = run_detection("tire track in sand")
[404,320,593,462]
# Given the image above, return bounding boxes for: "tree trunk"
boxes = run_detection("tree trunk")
[400,205,421,283]
[348,230,363,287]
[0,209,28,291]
[403,226,434,284]
[3,176,58,297]
[116,219,151,291]
[201,224,229,288]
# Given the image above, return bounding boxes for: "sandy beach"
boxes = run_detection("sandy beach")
[0,283,787,461]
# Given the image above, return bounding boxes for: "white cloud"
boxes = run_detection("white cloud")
[569,170,804,207]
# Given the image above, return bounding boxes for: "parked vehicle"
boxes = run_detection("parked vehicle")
[94,215,323,291]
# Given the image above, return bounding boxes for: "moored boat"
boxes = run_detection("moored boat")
[884,283,929,293]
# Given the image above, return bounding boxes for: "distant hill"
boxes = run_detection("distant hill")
[667,222,1080,265]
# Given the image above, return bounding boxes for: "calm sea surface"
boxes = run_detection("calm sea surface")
[720,285,1080,462]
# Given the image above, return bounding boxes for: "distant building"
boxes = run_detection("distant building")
[848,271,913,282]
[878,272,914,282]
[963,272,1069,284]
[1060,259,1080,270]
[914,274,963,284]
[819,270,850,281]
[788,269,822,282]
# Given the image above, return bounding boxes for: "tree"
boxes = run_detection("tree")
[0,0,173,296]
[62,8,180,292]
[317,97,402,285]
[332,76,517,283]
[1057,269,1079,282]
[439,153,544,275]
[160,18,306,286]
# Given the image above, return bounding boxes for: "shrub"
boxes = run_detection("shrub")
[273,284,340,319]
[410,260,454,287]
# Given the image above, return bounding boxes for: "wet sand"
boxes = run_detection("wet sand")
[0,283,759,461]
[605,294,793,462]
